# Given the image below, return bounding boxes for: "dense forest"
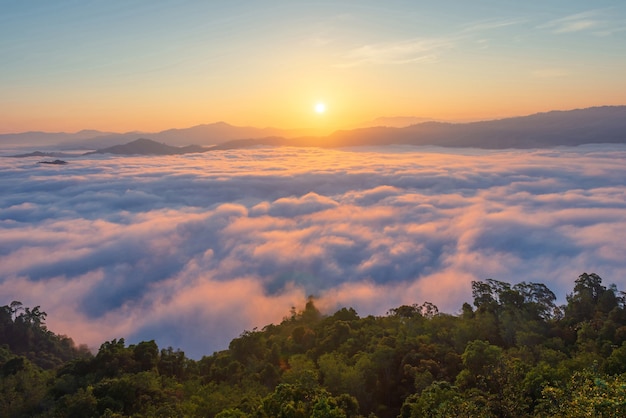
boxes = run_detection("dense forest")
[3,272,626,417]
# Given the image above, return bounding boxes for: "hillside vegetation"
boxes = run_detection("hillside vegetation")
[3,273,626,417]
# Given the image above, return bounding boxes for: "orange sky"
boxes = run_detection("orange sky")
[2,1,625,134]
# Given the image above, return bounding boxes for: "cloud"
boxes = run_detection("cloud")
[460,18,525,34]
[262,192,339,217]
[2,145,626,358]
[539,11,606,34]
[338,38,453,67]
[337,17,524,68]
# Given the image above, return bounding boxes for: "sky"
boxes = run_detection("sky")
[1,0,626,134]
[2,145,626,358]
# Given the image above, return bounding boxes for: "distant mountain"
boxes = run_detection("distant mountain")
[0,130,120,148]
[352,116,439,128]
[209,136,289,150]
[3,106,625,152]
[38,159,68,165]
[418,105,626,148]
[0,122,310,149]
[86,138,208,155]
[75,123,301,149]
[6,151,75,158]
[215,106,626,150]
[147,122,309,147]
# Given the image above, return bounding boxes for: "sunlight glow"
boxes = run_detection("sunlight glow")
[315,102,326,114]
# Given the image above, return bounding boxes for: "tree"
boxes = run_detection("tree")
[158,347,189,379]
[257,383,350,418]
[539,370,626,417]
[0,302,90,369]
[0,357,50,417]
[457,340,503,391]
[513,282,557,320]
[565,273,615,324]
[399,381,487,418]
[132,340,159,372]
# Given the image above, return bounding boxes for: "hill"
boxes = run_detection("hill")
[6,151,75,158]
[351,116,439,129]
[0,123,307,149]
[0,302,90,369]
[64,123,300,149]
[148,122,307,147]
[320,105,626,149]
[3,106,625,152]
[4,273,626,417]
[0,130,120,148]
[191,106,626,151]
[42,106,626,155]
[85,138,208,155]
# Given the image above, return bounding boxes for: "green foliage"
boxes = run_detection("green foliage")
[0,302,91,369]
[0,357,51,417]
[5,272,626,417]
[538,370,626,417]
[400,381,487,418]
[257,382,350,418]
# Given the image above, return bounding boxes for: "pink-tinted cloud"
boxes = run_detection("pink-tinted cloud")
[2,145,626,357]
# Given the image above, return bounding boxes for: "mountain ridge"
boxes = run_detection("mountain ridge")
[3,106,625,153]
[84,138,208,155]
[214,105,626,150]
[0,122,312,149]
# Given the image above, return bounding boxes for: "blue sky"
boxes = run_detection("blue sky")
[1,1,625,132]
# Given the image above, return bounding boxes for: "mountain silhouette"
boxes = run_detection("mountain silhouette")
[0,122,310,149]
[86,138,208,155]
[213,106,626,150]
[6,151,74,158]
[318,106,626,148]
[3,106,626,152]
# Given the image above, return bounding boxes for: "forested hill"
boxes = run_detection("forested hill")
[0,302,91,369]
[3,273,626,417]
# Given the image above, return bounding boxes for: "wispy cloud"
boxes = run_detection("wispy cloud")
[338,38,453,67]
[460,18,525,34]
[338,17,523,68]
[540,10,604,34]
[593,23,626,37]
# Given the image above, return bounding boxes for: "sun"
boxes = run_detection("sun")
[314,102,326,114]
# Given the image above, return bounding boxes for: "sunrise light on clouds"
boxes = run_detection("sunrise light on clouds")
[3,146,626,357]
[2,0,626,370]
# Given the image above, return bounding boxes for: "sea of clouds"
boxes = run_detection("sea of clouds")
[2,145,626,358]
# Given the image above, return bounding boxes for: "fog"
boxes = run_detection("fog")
[2,145,626,358]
